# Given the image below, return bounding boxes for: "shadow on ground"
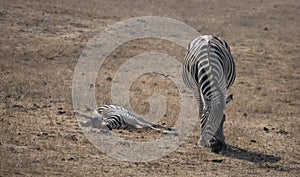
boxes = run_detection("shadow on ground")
[223,145,281,163]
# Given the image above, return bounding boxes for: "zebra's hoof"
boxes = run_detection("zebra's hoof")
[209,139,227,154]
[163,130,179,136]
[167,127,176,131]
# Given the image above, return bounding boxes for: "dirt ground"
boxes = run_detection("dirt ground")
[1,0,299,176]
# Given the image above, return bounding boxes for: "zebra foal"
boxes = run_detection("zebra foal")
[182,35,236,153]
[80,105,177,135]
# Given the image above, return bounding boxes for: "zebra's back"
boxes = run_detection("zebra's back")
[183,35,235,103]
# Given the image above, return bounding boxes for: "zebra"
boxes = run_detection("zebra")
[182,35,236,153]
[80,104,178,135]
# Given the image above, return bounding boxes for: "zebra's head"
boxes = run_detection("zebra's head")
[89,110,112,130]
[199,104,227,152]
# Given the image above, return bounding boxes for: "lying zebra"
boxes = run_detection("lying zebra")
[80,105,178,135]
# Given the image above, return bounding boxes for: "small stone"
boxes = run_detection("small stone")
[276,129,288,135]
[33,103,41,109]
[68,157,76,161]
[211,159,223,163]
[263,127,269,132]
[106,77,112,81]
[12,104,23,108]
[38,132,48,136]
[64,134,78,141]
[57,108,66,115]
[86,107,91,112]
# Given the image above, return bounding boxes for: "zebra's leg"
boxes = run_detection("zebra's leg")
[198,95,227,153]
[129,116,176,133]
[199,104,210,147]
[198,89,210,147]
[209,114,227,153]
[139,124,178,135]
[215,114,226,142]
[151,124,177,132]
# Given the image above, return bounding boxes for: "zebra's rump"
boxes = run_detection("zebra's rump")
[183,35,236,94]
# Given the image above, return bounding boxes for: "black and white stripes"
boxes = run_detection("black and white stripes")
[182,35,236,153]
[91,105,177,135]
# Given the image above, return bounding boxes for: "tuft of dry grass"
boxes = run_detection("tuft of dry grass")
[1,0,299,176]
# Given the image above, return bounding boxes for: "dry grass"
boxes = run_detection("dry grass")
[1,0,299,176]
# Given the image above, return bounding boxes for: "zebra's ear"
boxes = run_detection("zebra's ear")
[225,94,233,104]
[93,109,101,117]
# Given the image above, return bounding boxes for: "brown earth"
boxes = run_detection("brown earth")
[0,0,299,176]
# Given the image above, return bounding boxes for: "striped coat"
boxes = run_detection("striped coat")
[182,35,236,153]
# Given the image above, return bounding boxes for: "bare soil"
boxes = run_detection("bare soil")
[1,0,299,176]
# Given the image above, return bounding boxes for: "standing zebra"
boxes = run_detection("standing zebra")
[182,35,236,153]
